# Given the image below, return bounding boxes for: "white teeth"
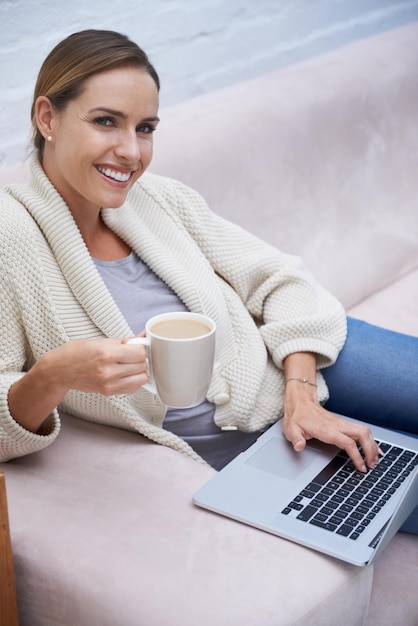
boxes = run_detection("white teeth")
[97,166,131,182]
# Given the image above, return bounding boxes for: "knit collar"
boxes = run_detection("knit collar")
[6,156,232,358]
[6,156,129,339]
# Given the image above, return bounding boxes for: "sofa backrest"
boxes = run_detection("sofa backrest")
[149,22,418,309]
[2,23,418,310]
[0,161,29,186]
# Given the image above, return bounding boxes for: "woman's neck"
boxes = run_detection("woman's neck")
[81,213,132,261]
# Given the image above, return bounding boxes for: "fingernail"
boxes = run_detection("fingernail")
[378,447,384,456]
[361,463,367,473]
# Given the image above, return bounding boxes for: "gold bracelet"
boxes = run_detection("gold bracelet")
[285,377,317,388]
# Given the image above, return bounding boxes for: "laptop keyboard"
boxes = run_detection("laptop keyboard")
[281,441,418,540]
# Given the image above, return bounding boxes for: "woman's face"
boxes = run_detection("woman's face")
[40,66,159,215]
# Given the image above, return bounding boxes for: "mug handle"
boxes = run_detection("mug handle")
[127,337,158,397]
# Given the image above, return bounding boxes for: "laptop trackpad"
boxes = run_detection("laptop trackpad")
[245,436,328,479]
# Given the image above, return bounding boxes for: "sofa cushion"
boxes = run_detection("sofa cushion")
[348,267,418,336]
[2,413,373,626]
[367,533,418,626]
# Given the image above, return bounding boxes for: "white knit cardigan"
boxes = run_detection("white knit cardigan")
[0,158,347,462]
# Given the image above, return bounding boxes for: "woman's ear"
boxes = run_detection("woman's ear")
[35,96,57,141]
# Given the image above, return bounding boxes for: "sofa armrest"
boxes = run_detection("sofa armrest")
[0,472,19,626]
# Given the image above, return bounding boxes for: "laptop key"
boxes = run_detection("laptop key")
[356,504,371,515]
[390,447,403,457]
[311,456,347,486]
[331,508,350,520]
[296,505,317,522]
[310,518,338,532]
[321,506,335,517]
[345,497,360,508]
[325,500,340,510]
[305,483,322,493]
[287,501,304,511]
[336,524,355,537]
[300,489,316,499]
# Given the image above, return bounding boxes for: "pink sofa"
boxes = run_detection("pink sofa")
[1,22,417,625]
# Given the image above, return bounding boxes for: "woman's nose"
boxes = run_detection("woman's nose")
[115,130,141,161]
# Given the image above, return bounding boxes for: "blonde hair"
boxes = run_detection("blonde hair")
[31,29,160,157]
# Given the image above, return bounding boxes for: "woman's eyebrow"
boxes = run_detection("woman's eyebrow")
[89,107,160,123]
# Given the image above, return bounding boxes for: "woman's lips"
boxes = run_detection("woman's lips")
[96,165,133,183]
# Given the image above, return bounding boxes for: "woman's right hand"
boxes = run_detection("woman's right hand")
[8,337,149,434]
[45,337,149,396]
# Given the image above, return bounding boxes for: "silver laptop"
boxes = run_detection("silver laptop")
[193,415,418,566]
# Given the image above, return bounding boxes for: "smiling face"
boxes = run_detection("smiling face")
[37,66,159,218]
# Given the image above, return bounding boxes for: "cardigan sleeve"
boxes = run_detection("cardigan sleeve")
[0,196,61,462]
[0,374,60,463]
[144,176,347,369]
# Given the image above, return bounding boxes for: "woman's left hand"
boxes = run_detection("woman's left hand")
[283,382,381,472]
[282,352,381,472]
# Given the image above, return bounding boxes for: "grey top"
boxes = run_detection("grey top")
[94,252,259,469]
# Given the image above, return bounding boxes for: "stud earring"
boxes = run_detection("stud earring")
[47,135,52,142]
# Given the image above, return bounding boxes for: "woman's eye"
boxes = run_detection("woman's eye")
[137,124,156,134]
[94,117,114,127]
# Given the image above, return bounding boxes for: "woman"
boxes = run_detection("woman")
[0,30,417,531]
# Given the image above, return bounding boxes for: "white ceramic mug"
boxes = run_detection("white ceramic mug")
[128,312,216,408]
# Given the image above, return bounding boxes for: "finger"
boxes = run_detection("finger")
[341,437,368,473]
[119,361,149,376]
[117,342,148,364]
[318,417,379,472]
[334,430,378,472]
[100,371,150,396]
[335,420,380,469]
[282,420,307,452]
[120,330,146,345]
[354,429,381,470]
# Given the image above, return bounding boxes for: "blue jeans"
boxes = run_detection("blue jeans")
[322,317,418,534]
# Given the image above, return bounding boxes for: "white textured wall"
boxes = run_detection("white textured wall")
[1,0,418,166]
